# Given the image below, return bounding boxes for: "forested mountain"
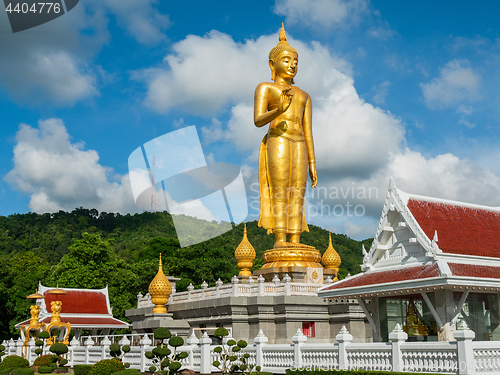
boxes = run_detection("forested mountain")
[0,208,372,339]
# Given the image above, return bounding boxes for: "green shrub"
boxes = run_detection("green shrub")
[37,366,55,374]
[33,355,58,367]
[53,368,68,373]
[11,368,35,375]
[285,371,434,375]
[0,355,29,369]
[0,368,15,375]
[73,365,93,375]
[89,359,125,375]
[49,343,68,367]
[39,332,50,339]
[110,370,141,375]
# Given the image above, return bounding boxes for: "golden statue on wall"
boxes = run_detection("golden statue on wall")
[254,24,322,269]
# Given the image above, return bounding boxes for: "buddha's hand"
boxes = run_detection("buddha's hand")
[278,87,293,113]
[309,162,318,188]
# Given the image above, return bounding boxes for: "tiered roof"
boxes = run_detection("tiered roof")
[319,179,500,299]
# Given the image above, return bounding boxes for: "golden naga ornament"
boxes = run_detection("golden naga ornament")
[20,291,47,347]
[235,223,256,277]
[46,297,71,345]
[254,23,321,268]
[149,254,172,314]
[322,232,341,281]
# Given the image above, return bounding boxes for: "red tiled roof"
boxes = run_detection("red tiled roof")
[38,317,128,327]
[322,264,440,291]
[449,263,500,279]
[43,291,109,314]
[407,199,500,258]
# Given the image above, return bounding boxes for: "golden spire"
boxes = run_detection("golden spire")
[148,254,172,314]
[235,223,256,277]
[322,232,341,281]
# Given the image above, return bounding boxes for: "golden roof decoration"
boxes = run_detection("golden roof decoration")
[149,254,172,314]
[235,223,256,277]
[27,289,45,299]
[47,284,67,295]
[322,232,341,270]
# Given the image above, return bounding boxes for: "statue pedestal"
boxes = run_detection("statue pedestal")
[253,266,337,283]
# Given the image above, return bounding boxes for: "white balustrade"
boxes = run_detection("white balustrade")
[2,324,494,375]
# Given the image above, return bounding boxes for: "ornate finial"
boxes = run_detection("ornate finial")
[279,22,287,42]
[148,254,172,314]
[321,232,341,281]
[235,223,256,278]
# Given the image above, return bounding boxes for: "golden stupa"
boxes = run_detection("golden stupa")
[235,223,256,277]
[149,254,172,314]
[322,232,341,281]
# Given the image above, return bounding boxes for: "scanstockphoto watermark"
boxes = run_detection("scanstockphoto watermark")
[249,183,379,218]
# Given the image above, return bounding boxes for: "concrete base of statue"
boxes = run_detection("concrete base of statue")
[126,307,190,337]
[260,245,323,269]
[253,265,337,283]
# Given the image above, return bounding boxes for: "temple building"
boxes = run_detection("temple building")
[16,284,129,339]
[318,178,500,343]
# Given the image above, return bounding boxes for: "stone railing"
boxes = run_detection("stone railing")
[137,274,329,308]
[2,322,486,375]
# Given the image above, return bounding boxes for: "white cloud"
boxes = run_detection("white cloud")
[420,60,481,109]
[372,80,391,104]
[4,118,138,213]
[273,0,369,30]
[456,104,475,128]
[101,0,169,45]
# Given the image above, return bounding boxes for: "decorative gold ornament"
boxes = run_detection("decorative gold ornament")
[47,284,67,295]
[46,298,71,345]
[149,254,172,314]
[19,299,47,347]
[322,232,341,281]
[255,24,320,267]
[235,223,256,277]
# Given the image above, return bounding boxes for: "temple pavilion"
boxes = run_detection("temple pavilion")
[16,284,129,340]
[318,178,500,343]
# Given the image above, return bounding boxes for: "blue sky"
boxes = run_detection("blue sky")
[1,0,500,240]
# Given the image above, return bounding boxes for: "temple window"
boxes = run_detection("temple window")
[454,293,500,341]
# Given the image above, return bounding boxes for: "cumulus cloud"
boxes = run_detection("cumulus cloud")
[4,118,138,213]
[0,0,169,105]
[273,0,369,31]
[372,80,391,104]
[420,60,481,109]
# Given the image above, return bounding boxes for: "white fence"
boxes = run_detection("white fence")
[2,323,495,375]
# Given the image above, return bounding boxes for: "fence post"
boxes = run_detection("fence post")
[27,337,35,364]
[199,332,212,375]
[454,321,476,375]
[283,274,292,296]
[232,276,239,296]
[389,323,407,372]
[84,337,94,365]
[102,336,111,361]
[186,332,199,369]
[254,330,268,369]
[336,326,353,370]
[69,336,80,367]
[15,338,23,357]
[291,329,307,369]
[140,333,152,372]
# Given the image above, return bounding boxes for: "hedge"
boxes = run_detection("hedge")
[11,368,35,375]
[74,365,93,375]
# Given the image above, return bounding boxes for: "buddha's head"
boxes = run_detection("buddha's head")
[269,23,298,83]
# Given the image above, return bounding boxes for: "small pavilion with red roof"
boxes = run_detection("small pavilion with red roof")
[318,178,500,343]
[16,284,129,338]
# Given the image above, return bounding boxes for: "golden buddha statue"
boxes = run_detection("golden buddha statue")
[255,24,321,269]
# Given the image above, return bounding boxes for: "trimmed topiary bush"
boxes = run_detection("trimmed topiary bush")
[74,365,93,375]
[11,368,35,375]
[49,343,68,367]
[37,366,55,374]
[0,368,15,375]
[89,359,125,375]
[33,355,59,367]
[0,355,29,369]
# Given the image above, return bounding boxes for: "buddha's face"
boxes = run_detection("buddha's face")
[273,51,298,80]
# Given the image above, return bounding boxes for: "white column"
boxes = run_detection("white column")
[231,275,239,296]
[389,323,407,372]
[336,326,353,370]
[254,330,268,369]
[186,332,199,369]
[15,338,23,357]
[454,321,475,375]
[101,336,111,361]
[140,334,152,372]
[84,336,94,365]
[291,328,307,369]
[257,275,265,296]
[199,332,212,375]
[27,337,36,364]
